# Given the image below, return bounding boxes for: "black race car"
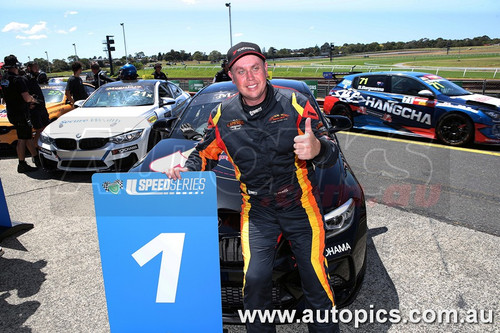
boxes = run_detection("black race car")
[129,79,367,323]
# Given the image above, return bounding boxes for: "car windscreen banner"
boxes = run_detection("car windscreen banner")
[92,171,222,332]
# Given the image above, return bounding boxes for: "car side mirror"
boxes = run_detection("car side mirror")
[325,115,352,133]
[418,89,435,99]
[160,97,176,107]
[152,117,177,134]
[73,100,85,108]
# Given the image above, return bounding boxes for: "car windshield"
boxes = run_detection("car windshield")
[83,83,155,107]
[42,85,65,103]
[418,74,472,97]
[170,90,236,140]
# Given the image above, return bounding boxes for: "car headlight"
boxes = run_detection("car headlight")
[484,111,500,121]
[324,198,355,238]
[39,133,54,145]
[109,129,144,144]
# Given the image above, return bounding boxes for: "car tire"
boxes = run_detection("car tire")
[331,104,353,130]
[436,113,474,146]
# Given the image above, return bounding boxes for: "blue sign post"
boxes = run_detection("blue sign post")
[323,72,333,79]
[0,178,34,241]
[92,171,222,333]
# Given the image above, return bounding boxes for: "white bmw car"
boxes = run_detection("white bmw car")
[38,80,191,171]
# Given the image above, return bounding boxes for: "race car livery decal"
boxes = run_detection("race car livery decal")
[149,148,195,172]
[325,242,351,257]
[147,114,158,124]
[330,89,366,104]
[364,96,432,125]
[402,96,437,107]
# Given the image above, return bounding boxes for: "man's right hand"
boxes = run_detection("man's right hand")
[165,166,189,180]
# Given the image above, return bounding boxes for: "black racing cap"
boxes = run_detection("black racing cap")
[227,42,266,69]
[3,54,20,69]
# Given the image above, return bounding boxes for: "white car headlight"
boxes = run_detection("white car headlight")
[324,198,355,238]
[39,133,54,145]
[110,129,144,144]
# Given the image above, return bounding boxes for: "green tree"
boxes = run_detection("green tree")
[33,58,49,72]
[52,59,70,72]
[192,51,204,62]
[208,50,222,62]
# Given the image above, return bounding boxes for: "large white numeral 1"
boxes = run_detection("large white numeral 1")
[132,233,185,303]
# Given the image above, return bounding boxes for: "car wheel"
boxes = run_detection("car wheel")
[436,113,474,146]
[331,104,353,129]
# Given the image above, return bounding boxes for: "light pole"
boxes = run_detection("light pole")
[73,43,78,60]
[225,3,232,47]
[120,23,128,61]
[45,51,51,73]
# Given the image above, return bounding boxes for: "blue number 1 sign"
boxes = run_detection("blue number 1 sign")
[92,172,222,333]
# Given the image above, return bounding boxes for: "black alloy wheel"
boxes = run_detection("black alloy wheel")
[436,113,474,146]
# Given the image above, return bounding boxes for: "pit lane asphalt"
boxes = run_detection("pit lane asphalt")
[0,143,498,332]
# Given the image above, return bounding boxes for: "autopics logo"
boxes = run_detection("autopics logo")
[102,180,124,194]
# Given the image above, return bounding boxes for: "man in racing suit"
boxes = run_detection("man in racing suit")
[167,42,339,333]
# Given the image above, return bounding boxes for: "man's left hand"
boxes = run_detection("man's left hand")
[294,117,321,160]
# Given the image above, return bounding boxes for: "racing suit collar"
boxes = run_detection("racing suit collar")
[241,81,274,119]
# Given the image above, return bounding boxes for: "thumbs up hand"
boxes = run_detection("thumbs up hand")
[294,117,321,160]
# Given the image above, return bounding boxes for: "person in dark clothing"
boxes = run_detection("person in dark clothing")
[152,63,168,80]
[90,62,114,89]
[167,42,340,333]
[65,61,88,104]
[212,59,231,83]
[25,61,50,154]
[2,55,39,173]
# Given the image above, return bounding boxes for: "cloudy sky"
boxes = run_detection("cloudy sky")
[1,0,499,63]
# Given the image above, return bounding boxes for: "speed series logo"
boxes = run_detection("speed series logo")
[125,177,206,195]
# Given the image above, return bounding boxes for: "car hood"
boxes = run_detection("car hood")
[44,105,156,138]
[449,94,500,110]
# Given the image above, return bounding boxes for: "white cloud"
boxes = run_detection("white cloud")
[24,21,47,35]
[22,42,32,46]
[88,32,94,35]
[309,26,315,30]
[64,10,78,17]
[69,26,77,32]
[2,22,29,33]
[16,34,48,40]
[56,29,68,34]
[181,0,198,4]
[234,33,243,37]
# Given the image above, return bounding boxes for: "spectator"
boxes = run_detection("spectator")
[152,63,168,80]
[212,59,231,83]
[90,62,114,89]
[1,55,39,173]
[25,61,50,160]
[65,61,88,105]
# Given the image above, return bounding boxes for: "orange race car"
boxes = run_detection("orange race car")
[0,81,95,148]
